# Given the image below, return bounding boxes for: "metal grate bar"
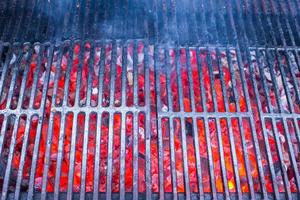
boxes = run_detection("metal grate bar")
[119,112,126,200]
[0,114,9,171]
[13,45,34,199]
[105,42,117,199]
[1,115,20,200]
[22,0,38,42]
[165,47,178,198]
[79,106,90,200]
[255,50,274,112]
[48,43,65,200]
[257,0,278,45]
[185,48,204,199]
[0,0,17,41]
[281,118,300,191]
[284,51,300,163]
[188,0,200,43]
[179,118,191,198]
[164,49,178,199]
[45,0,55,40]
[15,44,34,110]
[0,44,12,158]
[132,112,139,199]
[133,42,138,106]
[284,51,300,113]
[155,112,253,119]
[0,108,257,118]
[206,48,229,198]
[66,112,79,200]
[197,0,209,44]
[215,118,230,199]
[52,0,64,40]
[0,42,3,69]
[126,0,134,39]
[154,46,165,199]
[265,50,285,113]
[275,50,295,113]
[144,42,152,199]
[40,45,58,200]
[269,117,292,197]
[78,41,94,196]
[218,0,231,45]
[246,47,278,199]
[225,0,243,47]
[174,48,191,199]
[173,0,186,44]
[80,0,89,38]
[225,48,256,199]
[167,117,178,199]
[283,0,300,43]
[86,41,95,108]
[53,113,67,200]
[27,44,45,109]
[106,112,115,200]
[225,48,241,113]
[156,0,167,43]
[1,0,300,46]
[33,1,47,42]
[237,47,268,199]
[132,41,139,199]
[92,112,102,200]
[236,117,256,199]
[0,43,13,111]
[194,47,217,199]
[97,42,105,110]
[275,0,297,46]
[14,116,32,200]
[119,43,127,200]
[40,111,57,200]
[26,43,51,200]
[266,0,286,45]
[272,50,300,192]
[215,49,243,199]
[245,0,260,45]
[64,41,78,200]
[4,44,23,111]
[11,0,26,42]
[165,0,178,43]
[48,42,70,199]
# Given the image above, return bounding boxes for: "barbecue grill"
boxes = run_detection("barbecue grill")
[0,0,300,199]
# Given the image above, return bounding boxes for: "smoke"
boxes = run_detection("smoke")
[0,0,215,43]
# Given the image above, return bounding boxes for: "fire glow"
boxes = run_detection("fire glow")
[0,42,299,194]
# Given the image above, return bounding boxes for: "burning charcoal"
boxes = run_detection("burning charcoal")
[185,120,193,136]
[214,73,220,79]
[127,71,133,86]
[229,95,236,103]
[287,165,295,181]
[126,136,132,147]
[2,41,300,195]
[273,161,282,175]
[139,152,145,160]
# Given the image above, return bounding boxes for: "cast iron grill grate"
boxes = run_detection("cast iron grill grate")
[0,0,300,199]
[0,0,300,46]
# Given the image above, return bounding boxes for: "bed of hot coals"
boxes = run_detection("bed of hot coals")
[0,42,299,193]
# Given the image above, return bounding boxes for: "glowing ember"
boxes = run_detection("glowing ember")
[0,43,299,194]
